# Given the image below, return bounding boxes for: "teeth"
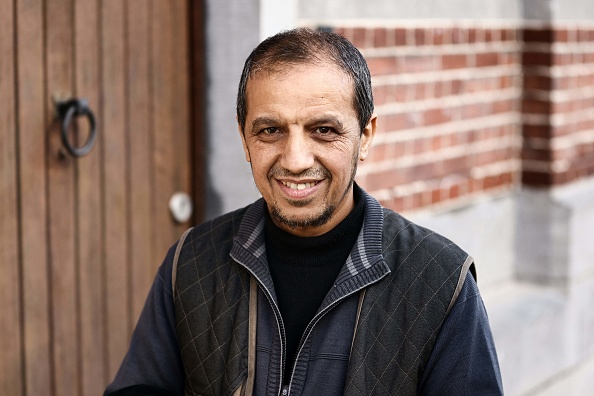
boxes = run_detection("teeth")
[282,181,316,190]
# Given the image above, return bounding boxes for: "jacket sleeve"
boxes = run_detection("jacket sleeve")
[104,243,185,396]
[417,272,504,396]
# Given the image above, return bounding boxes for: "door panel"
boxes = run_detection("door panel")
[0,0,23,394]
[0,1,196,394]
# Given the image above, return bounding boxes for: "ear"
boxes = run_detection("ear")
[358,113,377,161]
[237,119,251,163]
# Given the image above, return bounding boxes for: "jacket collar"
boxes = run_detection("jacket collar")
[230,184,391,305]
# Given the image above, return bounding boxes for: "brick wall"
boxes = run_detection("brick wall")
[522,25,594,186]
[330,23,594,213]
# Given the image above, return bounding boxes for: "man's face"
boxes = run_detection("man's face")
[239,63,376,237]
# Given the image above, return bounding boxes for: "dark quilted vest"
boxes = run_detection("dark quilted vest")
[343,209,469,395]
[174,208,251,396]
[174,206,469,396]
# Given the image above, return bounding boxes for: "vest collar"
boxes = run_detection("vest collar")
[230,185,391,306]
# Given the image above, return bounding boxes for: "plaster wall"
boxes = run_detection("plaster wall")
[298,0,594,22]
[410,178,594,395]
[203,0,261,219]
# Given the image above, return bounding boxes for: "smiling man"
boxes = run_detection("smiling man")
[105,28,503,396]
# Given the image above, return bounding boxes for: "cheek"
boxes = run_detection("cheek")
[322,142,359,175]
[248,147,275,178]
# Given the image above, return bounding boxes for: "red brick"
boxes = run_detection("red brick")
[524,74,552,90]
[424,108,450,125]
[431,189,442,204]
[442,156,469,175]
[403,55,436,73]
[406,82,421,100]
[521,147,552,161]
[369,143,388,162]
[499,52,516,65]
[501,171,514,185]
[442,54,468,69]
[449,183,461,200]
[499,75,515,89]
[554,28,570,42]
[411,192,424,210]
[552,76,571,90]
[413,139,425,154]
[394,28,407,46]
[367,56,399,76]
[502,29,517,42]
[392,196,406,213]
[351,28,368,48]
[480,149,509,166]
[432,28,446,45]
[462,103,488,119]
[451,27,466,44]
[392,141,407,158]
[431,135,444,151]
[483,174,505,189]
[476,52,500,67]
[373,85,387,105]
[554,53,572,66]
[552,100,574,114]
[334,27,347,37]
[494,100,513,114]
[373,28,388,47]
[523,28,553,43]
[391,84,408,103]
[577,75,592,88]
[522,98,551,114]
[578,29,590,43]
[414,28,426,45]
[522,51,553,66]
[469,177,484,193]
[523,124,551,138]
[366,168,406,190]
[467,28,478,43]
[465,79,485,93]
[383,113,412,131]
[432,81,445,98]
[451,79,463,94]
[522,170,554,186]
[412,162,439,180]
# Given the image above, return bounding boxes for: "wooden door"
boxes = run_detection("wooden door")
[0,1,200,394]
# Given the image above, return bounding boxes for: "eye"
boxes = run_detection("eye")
[313,126,338,140]
[261,127,280,135]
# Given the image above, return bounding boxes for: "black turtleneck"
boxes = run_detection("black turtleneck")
[264,188,365,383]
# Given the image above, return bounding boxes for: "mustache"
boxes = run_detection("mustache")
[268,164,331,180]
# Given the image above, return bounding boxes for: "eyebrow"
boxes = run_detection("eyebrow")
[306,115,345,130]
[250,113,346,131]
[251,116,280,129]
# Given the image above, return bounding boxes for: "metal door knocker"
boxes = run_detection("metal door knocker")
[55,98,97,157]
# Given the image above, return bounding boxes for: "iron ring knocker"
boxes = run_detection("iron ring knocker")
[56,98,97,157]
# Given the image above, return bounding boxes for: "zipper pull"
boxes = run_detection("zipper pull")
[281,385,289,396]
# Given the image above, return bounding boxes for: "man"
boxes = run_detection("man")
[105,28,503,396]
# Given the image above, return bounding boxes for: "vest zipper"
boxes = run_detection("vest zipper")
[240,268,288,395]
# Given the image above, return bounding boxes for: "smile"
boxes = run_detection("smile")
[280,180,319,190]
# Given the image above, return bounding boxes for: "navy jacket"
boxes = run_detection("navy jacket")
[105,188,503,395]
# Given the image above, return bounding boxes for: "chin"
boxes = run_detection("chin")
[271,205,335,230]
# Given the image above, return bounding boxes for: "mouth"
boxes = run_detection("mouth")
[276,178,324,201]
[280,180,320,190]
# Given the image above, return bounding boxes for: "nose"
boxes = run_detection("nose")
[280,130,315,174]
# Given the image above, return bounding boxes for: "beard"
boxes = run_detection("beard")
[266,151,359,231]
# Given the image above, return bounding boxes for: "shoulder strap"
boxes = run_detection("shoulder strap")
[445,255,475,316]
[171,227,194,296]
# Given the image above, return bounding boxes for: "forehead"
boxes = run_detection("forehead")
[245,63,355,115]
